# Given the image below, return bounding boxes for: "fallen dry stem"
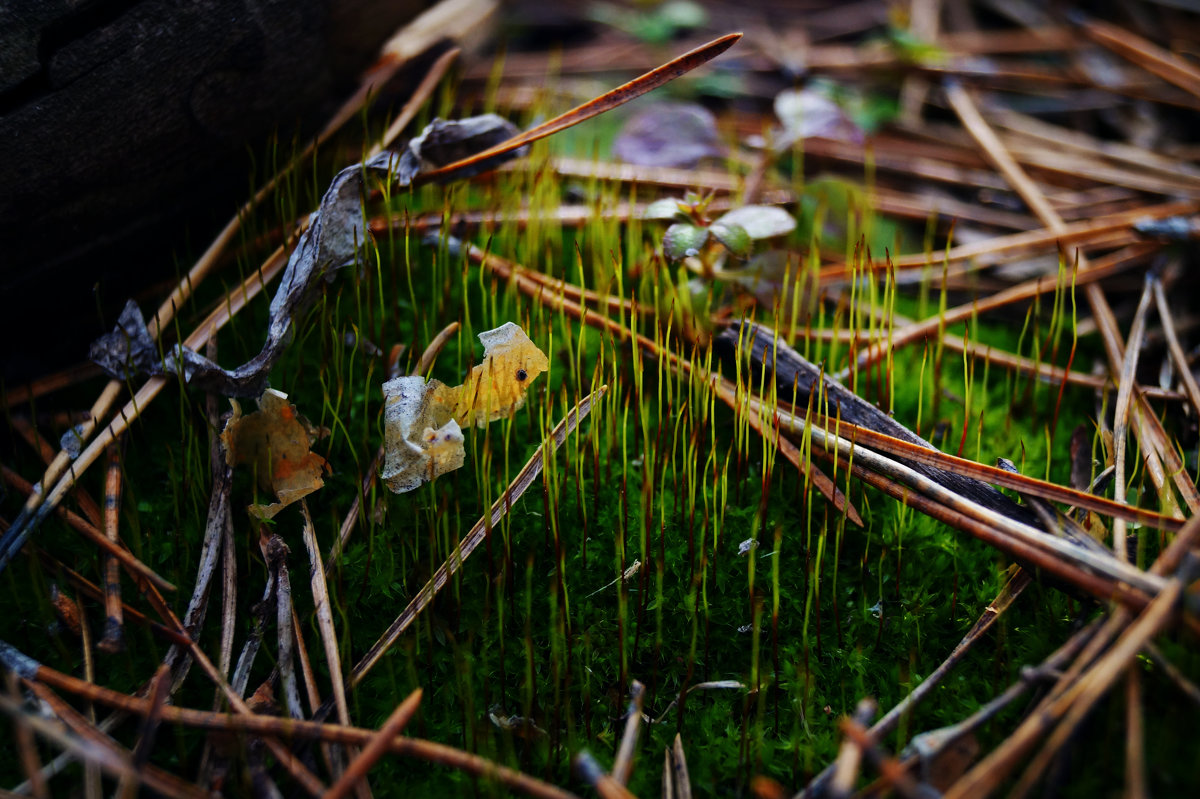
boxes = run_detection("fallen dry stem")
[1111,278,1156,561]
[811,415,1182,532]
[5,652,578,799]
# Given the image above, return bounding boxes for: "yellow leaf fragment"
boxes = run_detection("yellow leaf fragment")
[220,389,328,519]
[381,322,548,494]
[430,322,550,428]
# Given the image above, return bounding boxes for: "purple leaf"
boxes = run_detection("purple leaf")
[613,102,725,168]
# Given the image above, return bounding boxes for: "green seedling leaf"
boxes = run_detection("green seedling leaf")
[642,198,690,221]
[589,0,708,45]
[663,222,710,261]
[713,205,796,240]
[708,220,751,257]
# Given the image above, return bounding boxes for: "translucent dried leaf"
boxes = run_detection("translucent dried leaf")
[380,376,465,494]
[431,322,550,428]
[381,323,548,494]
[220,389,328,519]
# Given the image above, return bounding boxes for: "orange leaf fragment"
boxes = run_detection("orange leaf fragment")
[220,389,328,519]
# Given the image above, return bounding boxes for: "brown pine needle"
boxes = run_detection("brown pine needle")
[807,414,1182,533]
[1,466,175,592]
[324,689,424,799]
[1152,276,1200,418]
[98,443,125,654]
[1077,13,1200,99]
[2,646,579,799]
[946,77,1200,518]
[418,33,743,184]
[1111,278,1156,561]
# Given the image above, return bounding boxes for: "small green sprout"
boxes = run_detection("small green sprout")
[643,192,795,274]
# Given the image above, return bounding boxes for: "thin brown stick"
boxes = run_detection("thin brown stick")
[0,691,151,796]
[3,362,104,409]
[4,652,580,799]
[988,578,1183,799]
[15,683,208,799]
[940,514,1200,799]
[1,466,174,592]
[844,239,1156,378]
[751,393,1169,600]
[299,499,355,774]
[135,544,329,796]
[324,689,424,799]
[1078,13,1200,98]
[946,77,1200,517]
[5,671,47,798]
[817,441,1182,627]
[712,376,862,526]
[1144,642,1200,707]
[838,713,928,799]
[1124,666,1147,799]
[811,414,1182,532]
[844,199,1194,275]
[116,664,171,799]
[97,443,125,653]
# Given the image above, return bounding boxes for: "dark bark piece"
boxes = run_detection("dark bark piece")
[718,321,1041,528]
[0,0,425,383]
